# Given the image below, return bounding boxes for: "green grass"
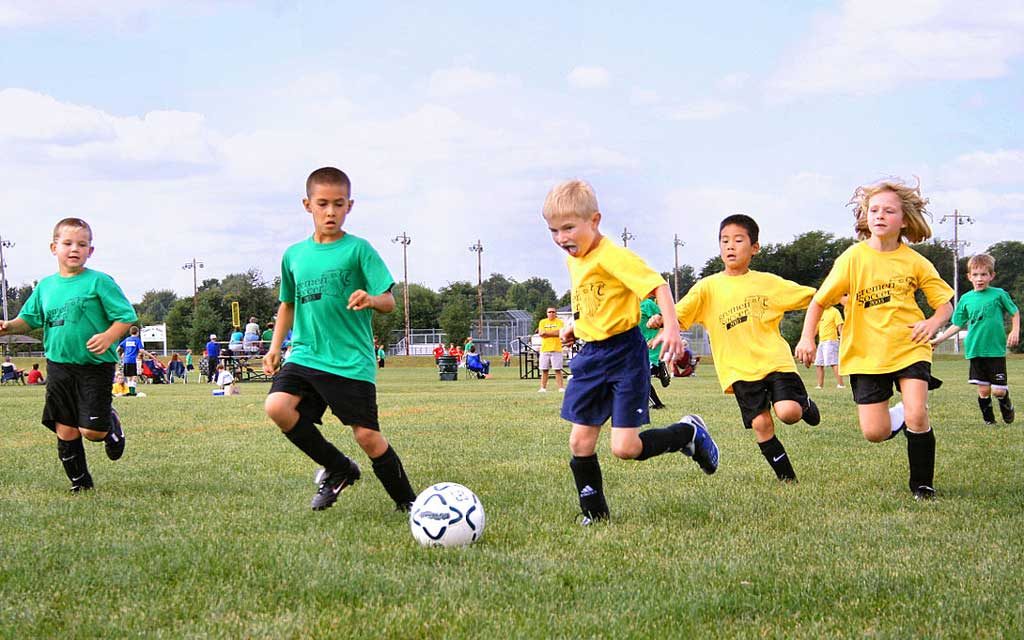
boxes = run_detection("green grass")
[1,357,1022,638]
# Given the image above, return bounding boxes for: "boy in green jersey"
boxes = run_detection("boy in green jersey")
[0,218,136,492]
[931,253,1020,424]
[263,167,417,512]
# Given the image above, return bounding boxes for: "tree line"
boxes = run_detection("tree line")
[4,237,1023,352]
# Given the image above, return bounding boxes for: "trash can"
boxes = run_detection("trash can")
[438,355,458,381]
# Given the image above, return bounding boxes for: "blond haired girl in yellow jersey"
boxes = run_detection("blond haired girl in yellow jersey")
[796,179,953,499]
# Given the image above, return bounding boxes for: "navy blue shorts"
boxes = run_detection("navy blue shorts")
[560,327,650,428]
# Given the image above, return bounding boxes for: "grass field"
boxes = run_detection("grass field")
[1,356,1022,639]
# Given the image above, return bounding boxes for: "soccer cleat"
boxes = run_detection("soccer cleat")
[395,501,413,513]
[537,387,548,393]
[802,398,821,426]
[681,414,719,475]
[999,397,1014,424]
[656,362,671,388]
[912,485,936,501]
[311,461,361,511]
[69,473,94,493]
[104,408,125,461]
[575,511,609,526]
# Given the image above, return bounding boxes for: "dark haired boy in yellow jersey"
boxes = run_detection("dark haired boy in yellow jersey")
[656,214,820,482]
[543,179,719,525]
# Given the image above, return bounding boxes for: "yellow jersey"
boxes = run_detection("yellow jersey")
[676,270,814,392]
[567,236,665,342]
[814,241,954,374]
[537,317,565,352]
[817,306,843,342]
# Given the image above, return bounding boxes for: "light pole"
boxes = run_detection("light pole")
[392,232,412,356]
[468,240,484,335]
[182,258,205,309]
[621,227,635,247]
[0,235,13,324]
[673,234,686,299]
[939,210,974,353]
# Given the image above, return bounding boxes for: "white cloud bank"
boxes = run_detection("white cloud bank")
[567,66,610,89]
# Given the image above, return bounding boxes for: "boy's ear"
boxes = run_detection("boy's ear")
[591,211,602,226]
[752,242,760,254]
[302,197,312,213]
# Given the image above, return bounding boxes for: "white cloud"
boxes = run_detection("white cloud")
[427,67,518,97]
[629,88,660,107]
[938,149,1024,188]
[716,72,751,92]
[567,66,610,89]
[768,0,1024,98]
[668,99,744,121]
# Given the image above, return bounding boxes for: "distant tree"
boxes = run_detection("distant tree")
[661,265,697,299]
[438,297,473,347]
[134,289,178,327]
[505,277,558,323]
[558,289,572,309]
[189,299,224,351]
[439,281,478,313]
[394,283,442,330]
[482,273,515,310]
[164,298,194,350]
[986,241,1024,353]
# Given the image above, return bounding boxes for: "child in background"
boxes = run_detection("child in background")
[796,178,953,499]
[930,253,1019,424]
[814,296,847,389]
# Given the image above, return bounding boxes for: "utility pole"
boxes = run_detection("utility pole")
[468,240,484,335]
[673,234,686,299]
[392,232,412,356]
[0,236,13,355]
[939,209,974,354]
[621,227,635,247]
[182,258,205,309]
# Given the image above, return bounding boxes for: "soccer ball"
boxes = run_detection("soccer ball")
[409,482,486,548]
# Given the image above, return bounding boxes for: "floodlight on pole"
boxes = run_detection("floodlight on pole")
[621,227,635,247]
[0,236,13,354]
[182,258,205,309]
[939,209,974,354]
[672,234,686,299]
[392,232,412,356]
[468,240,484,334]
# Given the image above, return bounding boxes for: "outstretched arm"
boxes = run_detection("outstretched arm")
[348,290,396,313]
[1008,311,1020,349]
[795,301,824,367]
[929,322,963,347]
[0,318,30,336]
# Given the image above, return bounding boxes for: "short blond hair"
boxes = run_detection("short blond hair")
[542,179,599,220]
[967,253,995,274]
[849,178,932,243]
[52,217,93,241]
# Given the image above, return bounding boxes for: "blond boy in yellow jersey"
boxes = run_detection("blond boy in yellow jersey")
[796,178,953,500]
[542,179,719,524]
[656,214,820,482]
[814,299,846,389]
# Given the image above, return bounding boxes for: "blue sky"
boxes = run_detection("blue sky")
[1,1,1022,302]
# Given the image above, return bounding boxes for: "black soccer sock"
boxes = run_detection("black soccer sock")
[636,420,696,461]
[57,437,91,486]
[978,397,995,423]
[648,384,664,408]
[905,428,936,491]
[371,445,417,507]
[284,416,351,471]
[569,454,609,519]
[997,392,1012,408]
[758,436,796,481]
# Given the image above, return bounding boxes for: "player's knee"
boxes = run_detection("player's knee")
[903,407,928,431]
[609,441,639,460]
[353,427,383,450]
[775,404,801,424]
[861,423,889,443]
[264,397,292,429]
[569,432,597,457]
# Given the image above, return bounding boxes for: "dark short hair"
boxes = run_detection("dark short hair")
[306,167,351,197]
[130,326,140,335]
[719,214,759,244]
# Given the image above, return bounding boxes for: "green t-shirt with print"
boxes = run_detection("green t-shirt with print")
[639,297,661,366]
[279,234,394,384]
[17,269,138,365]
[951,287,1019,359]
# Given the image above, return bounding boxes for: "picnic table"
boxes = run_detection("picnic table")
[219,354,273,382]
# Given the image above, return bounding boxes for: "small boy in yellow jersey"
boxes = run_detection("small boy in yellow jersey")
[658,214,820,482]
[543,179,719,525]
[814,297,847,389]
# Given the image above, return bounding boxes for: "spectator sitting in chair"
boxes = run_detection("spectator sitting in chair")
[671,339,700,378]
[466,346,491,377]
[2,356,26,384]
[26,362,45,385]
[167,353,187,383]
[229,329,245,356]
[141,355,167,384]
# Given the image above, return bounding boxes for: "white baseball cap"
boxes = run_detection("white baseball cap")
[209,334,217,339]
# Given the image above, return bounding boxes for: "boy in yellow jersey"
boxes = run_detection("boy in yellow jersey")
[543,179,719,525]
[658,214,820,482]
[814,296,847,389]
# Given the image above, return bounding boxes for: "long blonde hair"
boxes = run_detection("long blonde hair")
[849,177,932,243]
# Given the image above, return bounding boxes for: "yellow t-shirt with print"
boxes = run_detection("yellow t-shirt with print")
[817,306,843,342]
[676,270,815,393]
[814,241,954,375]
[567,236,665,343]
[537,317,565,352]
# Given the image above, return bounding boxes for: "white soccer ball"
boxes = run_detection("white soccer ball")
[409,482,486,548]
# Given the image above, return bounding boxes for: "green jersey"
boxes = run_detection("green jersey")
[639,298,661,366]
[17,269,137,365]
[279,234,394,383]
[951,287,1019,359]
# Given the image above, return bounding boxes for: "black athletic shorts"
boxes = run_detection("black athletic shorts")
[123,362,138,377]
[731,371,809,429]
[968,357,1008,388]
[42,360,116,433]
[268,362,380,430]
[849,361,941,405]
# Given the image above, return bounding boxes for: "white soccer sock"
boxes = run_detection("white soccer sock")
[889,402,905,432]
